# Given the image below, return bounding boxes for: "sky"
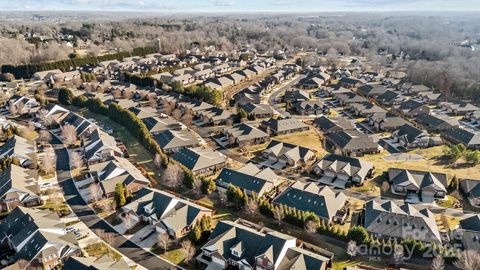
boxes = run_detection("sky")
[2,0,480,12]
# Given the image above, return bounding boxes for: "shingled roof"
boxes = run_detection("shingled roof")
[171,147,226,173]
[216,163,279,196]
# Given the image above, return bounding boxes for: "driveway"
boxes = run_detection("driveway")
[51,135,181,270]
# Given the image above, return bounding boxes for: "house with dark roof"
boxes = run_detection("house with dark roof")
[8,95,40,115]
[216,163,280,197]
[262,140,316,169]
[441,127,480,150]
[223,123,269,146]
[416,91,443,104]
[82,128,123,164]
[313,116,356,134]
[0,135,37,167]
[142,115,183,134]
[415,113,459,133]
[260,118,309,136]
[391,124,433,150]
[172,147,226,176]
[312,154,374,186]
[321,85,351,97]
[375,90,404,107]
[357,85,388,98]
[403,85,431,95]
[456,215,480,251]
[273,182,347,222]
[461,179,480,208]
[364,199,442,243]
[334,92,368,106]
[388,168,447,203]
[199,219,332,270]
[239,103,274,119]
[297,76,325,89]
[63,256,131,270]
[292,100,328,116]
[325,130,379,157]
[367,112,408,132]
[127,106,158,119]
[0,164,40,212]
[196,107,235,126]
[0,207,79,270]
[283,89,310,103]
[120,187,212,239]
[60,112,97,137]
[338,77,362,89]
[177,99,214,115]
[87,156,150,199]
[153,129,201,153]
[440,100,479,115]
[348,101,386,117]
[394,99,430,118]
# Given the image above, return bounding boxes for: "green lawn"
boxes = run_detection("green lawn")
[84,242,122,261]
[160,248,186,265]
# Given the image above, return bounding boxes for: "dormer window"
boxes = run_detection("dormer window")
[144,206,155,215]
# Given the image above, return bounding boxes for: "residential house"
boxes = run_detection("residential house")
[196,107,235,126]
[375,90,404,107]
[194,69,215,81]
[63,256,131,270]
[262,140,316,168]
[172,74,194,85]
[199,219,332,270]
[216,163,280,197]
[150,72,174,83]
[82,128,123,164]
[153,129,201,153]
[338,77,362,89]
[128,106,158,119]
[415,113,459,133]
[60,112,97,138]
[465,111,480,125]
[297,76,325,89]
[8,95,40,114]
[313,116,356,135]
[88,156,150,198]
[171,147,226,176]
[416,91,443,104]
[32,69,63,81]
[325,130,379,156]
[357,85,388,98]
[461,179,480,208]
[292,100,328,116]
[364,199,442,243]
[0,164,40,212]
[283,89,310,103]
[0,135,37,167]
[367,112,408,132]
[348,101,386,117]
[321,85,350,97]
[225,73,246,84]
[457,215,480,251]
[273,182,347,222]
[239,103,274,119]
[441,127,480,150]
[222,123,269,146]
[312,153,374,186]
[440,100,479,116]
[391,124,433,150]
[395,99,430,118]
[120,187,212,239]
[403,85,431,95]
[104,98,138,109]
[0,207,79,269]
[334,92,367,106]
[260,118,309,136]
[388,168,447,203]
[142,115,183,134]
[177,100,214,115]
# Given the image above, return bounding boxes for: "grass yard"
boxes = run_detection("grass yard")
[160,248,186,265]
[17,127,38,140]
[84,242,122,261]
[274,129,326,154]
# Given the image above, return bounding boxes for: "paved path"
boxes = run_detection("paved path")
[51,136,180,270]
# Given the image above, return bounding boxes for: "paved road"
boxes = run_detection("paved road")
[51,136,180,270]
[267,75,304,117]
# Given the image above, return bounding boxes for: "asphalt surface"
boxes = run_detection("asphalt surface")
[51,135,180,270]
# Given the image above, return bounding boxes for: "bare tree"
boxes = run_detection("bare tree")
[70,151,84,170]
[93,229,115,246]
[162,163,184,188]
[16,102,25,115]
[273,206,285,226]
[181,240,196,264]
[90,182,101,202]
[171,109,182,120]
[347,240,357,258]
[148,95,157,108]
[161,100,173,115]
[112,89,121,99]
[454,250,480,270]
[38,109,53,127]
[8,104,17,115]
[38,130,52,145]
[154,153,162,168]
[157,233,170,252]
[244,199,258,215]
[304,220,318,234]
[15,259,29,269]
[431,255,445,270]
[61,124,78,146]
[42,147,56,174]
[393,243,404,265]
[181,112,193,126]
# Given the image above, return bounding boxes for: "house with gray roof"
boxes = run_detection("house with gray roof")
[297,76,325,89]
[292,100,328,116]
[260,118,309,136]
[415,113,459,133]
[348,101,386,117]
[440,100,479,115]
[262,140,316,169]
[334,92,367,106]
[239,103,274,119]
[142,115,183,134]
[403,84,431,95]
[312,153,374,187]
[456,215,480,251]
[0,135,36,167]
[222,123,269,146]
[313,116,356,134]
[416,91,443,104]
[63,255,131,270]
[153,129,201,153]
[325,130,379,157]
[461,179,480,208]
[87,156,150,198]
[321,85,351,97]
[395,99,430,118]
[177,99,214,115]
[216,163,280,197]
[283,89,310,103]
[375,90,405,107]
[60,112,97,137]
[172,147,226,176]
[120,187,212,239]
[0,164,40,212]
[441,127,480,150]
[388,168,447,203]
[0,207,79,270]
[82,128,123,164]
[391,124,434,150]
[196,107,235,126]
[199,219,332,270]
[128,106,158,119]
[357,85,388,98]
[273,182,347,222]
[367,112,408,132]
[338,77,362,89]
[364,199,442,243]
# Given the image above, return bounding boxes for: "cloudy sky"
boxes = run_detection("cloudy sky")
[2,0,480,11]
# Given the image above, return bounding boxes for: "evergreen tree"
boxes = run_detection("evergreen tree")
[114,183,126,208]
[58,88,73,105]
